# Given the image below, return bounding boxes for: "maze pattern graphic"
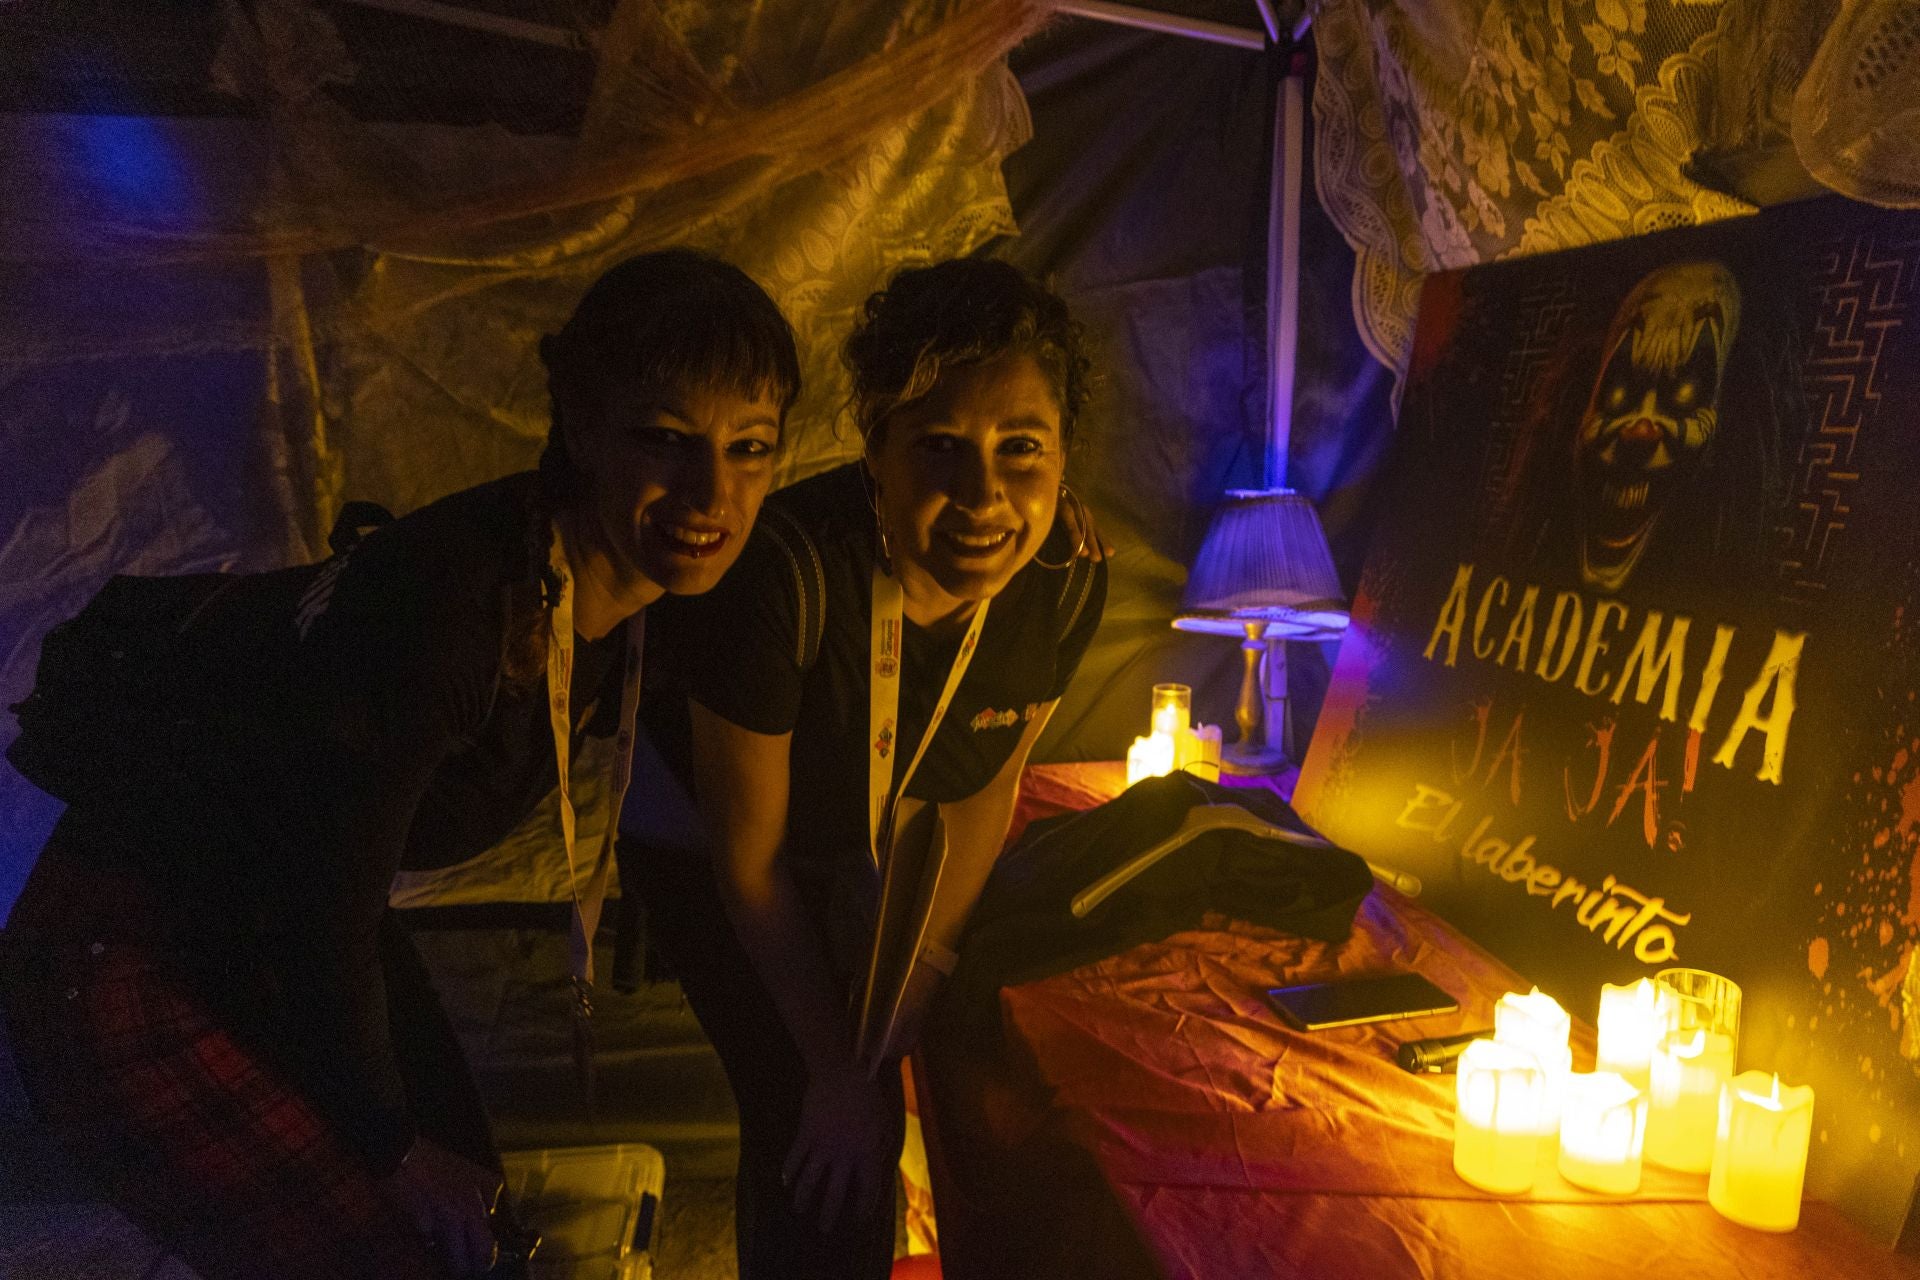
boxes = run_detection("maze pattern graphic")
[1481,278,1576,534]
[1777,234,1920,599]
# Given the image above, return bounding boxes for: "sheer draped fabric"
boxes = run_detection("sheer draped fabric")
[0,0,1046,890]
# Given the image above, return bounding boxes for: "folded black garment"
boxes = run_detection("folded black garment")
[938,772,1374,1042]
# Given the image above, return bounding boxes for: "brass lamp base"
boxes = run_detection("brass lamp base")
[1222,618,1289,775]
[1220,741,1290,776]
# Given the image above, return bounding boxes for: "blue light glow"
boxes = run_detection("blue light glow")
[71,114,195,218]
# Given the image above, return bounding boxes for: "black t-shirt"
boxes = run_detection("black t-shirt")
[645,462,1106,917]
[77,472,621,1171]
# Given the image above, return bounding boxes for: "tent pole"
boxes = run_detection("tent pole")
[1251,0,1282,43]
[1265,20,1309,489]
[1262,12,1312,755]
[1051,2,1265,50]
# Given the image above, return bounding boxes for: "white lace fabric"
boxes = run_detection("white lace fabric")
[1310,0,1920,385]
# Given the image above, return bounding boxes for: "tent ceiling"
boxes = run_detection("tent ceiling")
[0,1,1302,126]
[0,0,614,129]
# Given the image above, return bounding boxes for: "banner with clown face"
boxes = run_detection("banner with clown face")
[1296,195,1920,1242]
[1573,260,1741,594]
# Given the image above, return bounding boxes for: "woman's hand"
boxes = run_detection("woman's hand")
[690,705,896,1231]
[784,1062,894,1233]
[379,1137,502,1277]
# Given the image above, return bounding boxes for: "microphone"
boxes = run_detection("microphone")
[1395,1030,1491,1074]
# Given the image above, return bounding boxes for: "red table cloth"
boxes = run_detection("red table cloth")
[916,763,1917,1280]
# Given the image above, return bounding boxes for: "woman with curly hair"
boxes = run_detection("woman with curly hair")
[637,258,1107,1279]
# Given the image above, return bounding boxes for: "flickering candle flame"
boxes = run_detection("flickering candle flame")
[1709,1071,1813,1232]
[1646,1027,1735,1173]
[1453,1039,1549,1195]
[1595,978,1676,1090]
[1557,1071,1648,1195]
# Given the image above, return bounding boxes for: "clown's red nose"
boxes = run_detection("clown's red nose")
[1621,416,1661,444]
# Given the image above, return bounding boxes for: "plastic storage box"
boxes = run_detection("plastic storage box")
[499,1142,664,1280]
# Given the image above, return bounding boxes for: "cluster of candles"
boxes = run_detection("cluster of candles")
[1452,970,1814,1232]
[1125,683,1221,785]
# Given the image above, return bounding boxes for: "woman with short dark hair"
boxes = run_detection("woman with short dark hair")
[1,249,799,1279]
[638,258,1106,1280]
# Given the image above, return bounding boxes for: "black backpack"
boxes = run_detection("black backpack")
[6,503,393,809]
[7,573,250,807]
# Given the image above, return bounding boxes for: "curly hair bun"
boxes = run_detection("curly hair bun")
[844,259,1091,446]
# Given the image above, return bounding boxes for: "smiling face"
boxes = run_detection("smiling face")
[865,351,1065,619]
[565,377,783,598]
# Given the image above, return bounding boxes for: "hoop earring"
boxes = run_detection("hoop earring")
[1032,483,1089,570]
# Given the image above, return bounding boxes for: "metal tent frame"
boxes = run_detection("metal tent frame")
[1057,0,1316,491]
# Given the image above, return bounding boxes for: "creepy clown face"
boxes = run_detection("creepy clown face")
[1572,261,1742,593]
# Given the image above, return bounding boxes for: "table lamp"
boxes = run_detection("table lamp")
[1173,488,1347,773]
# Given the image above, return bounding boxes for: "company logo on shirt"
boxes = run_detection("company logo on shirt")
[969,703,1041,732]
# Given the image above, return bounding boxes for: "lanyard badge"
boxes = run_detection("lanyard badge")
[543,523,644,996]
[866,566,987,873]
[855,566,988,1070]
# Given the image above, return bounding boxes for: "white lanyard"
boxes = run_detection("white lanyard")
[867,564,988,872]
[544,521,644,991]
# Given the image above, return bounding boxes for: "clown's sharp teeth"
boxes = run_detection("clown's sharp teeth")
[1605,481,1650,511]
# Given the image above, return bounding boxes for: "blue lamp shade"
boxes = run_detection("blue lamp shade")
[1175,489,1348,638]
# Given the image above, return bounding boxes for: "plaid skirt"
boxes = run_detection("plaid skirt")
[2,831,443,1280]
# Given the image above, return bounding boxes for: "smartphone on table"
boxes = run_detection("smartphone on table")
[1266,972,1459,1031]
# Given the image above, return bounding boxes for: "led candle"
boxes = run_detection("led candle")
[1595,979,1676,1090]
[1126,734,1174,785]
[1557,1071,1648,1194]
[1190,724,1222,783]
[1655,968,1741,1061]
[1493,988,1573,1132]
[1150,683,1192,737]
[1709,1072,1814,1232]
[1646,1028,1735,1172]
[1454,1039,1550,1194]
